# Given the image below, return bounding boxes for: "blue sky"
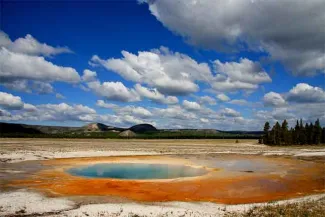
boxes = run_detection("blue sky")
[0,0,324,130]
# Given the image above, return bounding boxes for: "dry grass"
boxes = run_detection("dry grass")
[224,198,325,217]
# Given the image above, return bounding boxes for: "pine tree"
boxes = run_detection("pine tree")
[288,128,293,145]
[299,119,306,144]
[263,122,270,144]
[309,122,314,145]
[281,120,289,145]
[291,128,297,145]
[262,119,323,146]
[305,123,310,144]
[274,122,281,145]
[295,120,300,144]
[300,119,303,128]
[314,119,322,145]
[269,126,276,145]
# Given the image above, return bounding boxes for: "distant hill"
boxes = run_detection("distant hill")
[0,122,43,134]
[28,125,81,134]
[0,121,262,139]
[83,123,114,132]
[0,122,124,135]
[0,122,81,134]
[129,124,158,133]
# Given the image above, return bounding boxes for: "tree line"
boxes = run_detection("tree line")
[261,119,325,145]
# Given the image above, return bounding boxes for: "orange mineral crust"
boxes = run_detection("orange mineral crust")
[11,155,325,204]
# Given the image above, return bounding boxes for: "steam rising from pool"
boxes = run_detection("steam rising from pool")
[67,163,208,180]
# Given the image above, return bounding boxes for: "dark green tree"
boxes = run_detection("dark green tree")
[262,119,323,146]
[270,126,275,145]
[274,122,281,145]
[314,119,322,145]
[299,119,306,144]
[281,120,289,145]
[295,120,300,144]
[291,128,297,145]
[309,122,314,145]
[288,128,293,145]
[305,123,311,144]
[263,122,270,144]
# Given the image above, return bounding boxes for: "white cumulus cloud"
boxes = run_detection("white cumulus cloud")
[0,48,80,84]
[134,84,178,104]
[0,31,72,56]
[89,47,211,95]
[86,80,140,102]
[212,58,271,92]
[264,92,287,107]
[96,100,118,109]
[140,0,325,75]
[220,108,241,117]
[199,96,216,105]
[182,100,201,111]
[0,91,24,110]
[216,93,230,102]
[287,83,325,103]
[82,69,97,82]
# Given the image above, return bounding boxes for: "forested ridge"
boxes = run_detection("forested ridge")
[261,119,325,145]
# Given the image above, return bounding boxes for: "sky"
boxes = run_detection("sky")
[0,0,324,130]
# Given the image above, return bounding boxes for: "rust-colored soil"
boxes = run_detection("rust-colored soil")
[11,155,325,204]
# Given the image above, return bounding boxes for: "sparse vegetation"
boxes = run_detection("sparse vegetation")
[135,130,260,139]
[224,198,325,217]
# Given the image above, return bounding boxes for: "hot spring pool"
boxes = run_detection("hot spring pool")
[10,155,325,203]
[67,163,208,180]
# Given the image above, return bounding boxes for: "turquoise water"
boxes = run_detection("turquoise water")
[67,163,208,180]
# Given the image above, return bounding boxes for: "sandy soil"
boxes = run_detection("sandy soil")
[1,138,325,163]
[0,138,325,217]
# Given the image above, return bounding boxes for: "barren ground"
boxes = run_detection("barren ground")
[0,138,324,217]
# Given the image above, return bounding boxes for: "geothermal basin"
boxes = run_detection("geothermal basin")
[67,163,208,180]
[5,154,325,204]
